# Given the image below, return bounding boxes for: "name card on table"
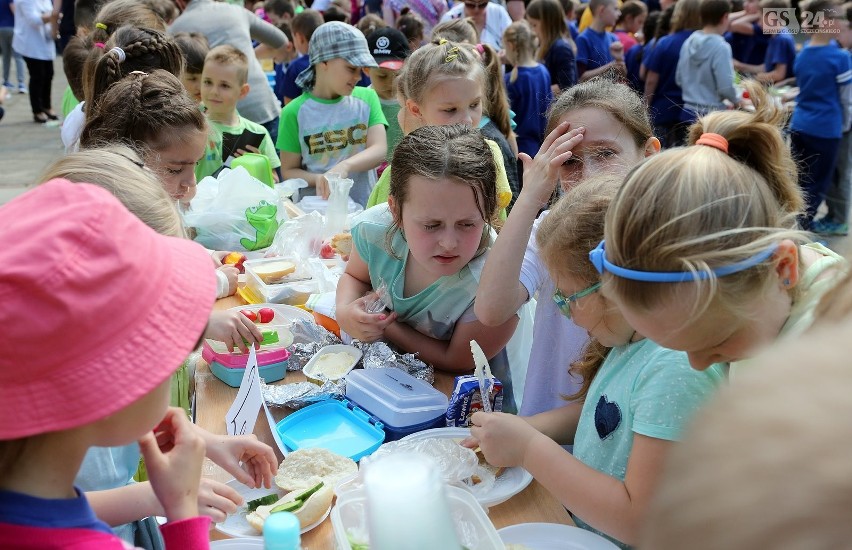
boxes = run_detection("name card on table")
[224,345,288,455]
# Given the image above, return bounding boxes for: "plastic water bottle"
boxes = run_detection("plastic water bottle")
[263,511,301,550]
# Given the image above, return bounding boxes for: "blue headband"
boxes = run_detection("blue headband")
[589,240,779,282]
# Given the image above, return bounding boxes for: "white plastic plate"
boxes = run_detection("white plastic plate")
[400,427,533,508]
[498,523,620,549]
[214,479,330,539]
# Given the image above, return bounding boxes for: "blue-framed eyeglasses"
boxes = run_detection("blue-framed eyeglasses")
[553,282,602,318]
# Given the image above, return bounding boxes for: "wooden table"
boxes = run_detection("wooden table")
[200,294,573,547]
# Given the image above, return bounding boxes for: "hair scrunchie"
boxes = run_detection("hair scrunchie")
[109,47,126,63]
[95,22,107,31]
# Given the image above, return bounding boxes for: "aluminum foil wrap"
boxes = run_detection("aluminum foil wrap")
[260,378,344,410]
[286,319,341,371]
[354,340,434,385]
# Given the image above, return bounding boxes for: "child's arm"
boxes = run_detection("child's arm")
[280,151,322,188]
[194,429,278,490]
[247,9,289,49]
[712,48,740,105]
[730,13,760,35]
[579,60,626,82]
[138,407,206,522]
[471,411,671,546]
[475,122,584,326]
[383,315,518,373]
[318,124,387,199]
[335,245,398,341]
[86,477,244,524]
[644,70,659,105]
[523,401,584,445]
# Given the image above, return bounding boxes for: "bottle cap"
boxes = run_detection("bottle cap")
[263,511,301,550]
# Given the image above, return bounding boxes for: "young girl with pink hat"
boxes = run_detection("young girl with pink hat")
[0,179,216,547]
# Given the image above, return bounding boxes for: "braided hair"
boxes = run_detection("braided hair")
[83,25,183,113]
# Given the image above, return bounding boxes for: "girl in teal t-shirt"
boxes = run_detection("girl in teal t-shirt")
[467,177,724,548]
[336,124,521,408]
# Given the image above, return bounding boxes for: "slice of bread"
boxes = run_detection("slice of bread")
[253,260,296,284]
[330,233,352,257]
[274,448,358,492]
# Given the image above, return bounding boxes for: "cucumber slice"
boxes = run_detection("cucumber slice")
[290,481,324,502]
[246,493,280,512]
[270,499,303,514]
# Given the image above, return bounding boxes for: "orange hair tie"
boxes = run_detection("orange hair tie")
[695,132,729,154]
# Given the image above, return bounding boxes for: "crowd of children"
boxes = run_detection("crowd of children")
[2,0,852,547]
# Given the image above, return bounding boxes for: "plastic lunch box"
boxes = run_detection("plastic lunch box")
[345,368,449,442]
[202,341,290,388]
[331,485,504,550]
[275,397,385,461]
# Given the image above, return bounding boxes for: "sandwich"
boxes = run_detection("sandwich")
[246,478,333,532]
[470,446,505,484]
[253,260,297,284]
[330,233,352,258]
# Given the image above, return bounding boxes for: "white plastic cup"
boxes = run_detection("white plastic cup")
[363,452,462,550]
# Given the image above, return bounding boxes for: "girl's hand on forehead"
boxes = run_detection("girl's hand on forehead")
[517,121,585,207]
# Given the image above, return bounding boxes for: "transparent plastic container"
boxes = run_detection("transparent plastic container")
[244,256,319,305]
[331,485,503,550]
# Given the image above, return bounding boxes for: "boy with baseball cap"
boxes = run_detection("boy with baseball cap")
[277,21,388,206]
[366,27,411,164]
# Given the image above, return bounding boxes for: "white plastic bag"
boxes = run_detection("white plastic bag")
[182,166,287,251]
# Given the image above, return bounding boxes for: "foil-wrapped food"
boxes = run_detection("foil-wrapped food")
[263,320,436,409]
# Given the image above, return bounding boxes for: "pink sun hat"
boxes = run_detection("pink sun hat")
[0,179,217,440]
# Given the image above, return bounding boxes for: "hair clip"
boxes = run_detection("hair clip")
[109,47,126,63]
[695,132,729,154]
[475,43,485,55]
[128,70,149,77]
[589,240,779,282]
[444,46,460,63]
[438,38,449,45]
[95,22,107,31]
[94,42,105,49]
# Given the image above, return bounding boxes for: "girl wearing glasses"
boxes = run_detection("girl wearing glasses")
[599,81,845,372]
[439,0,512,50]
[475,78,659,417]
[469,175,724,548]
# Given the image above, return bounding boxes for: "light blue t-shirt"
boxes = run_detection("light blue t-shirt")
[572,339,725,548]
[350,204,518,413]
[75,444,141,543]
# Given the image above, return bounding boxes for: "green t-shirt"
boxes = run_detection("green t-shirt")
[195,115,280,181]
[277,86,387,207]
[379,96,402,163]
[61,86,80,119]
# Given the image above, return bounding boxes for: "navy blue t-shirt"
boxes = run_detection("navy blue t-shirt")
[0,0,13,28]
[0,487,114,534]
[544,38,578,90]
[624,43,644,91]
[505,64,552,157]
[725,24,770,65]
[643,29,694,127]
[576,27,618,72]
[791,44,852,139]
[568,20,579,42]
[764,31,796,80]
[281,54,310,102]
